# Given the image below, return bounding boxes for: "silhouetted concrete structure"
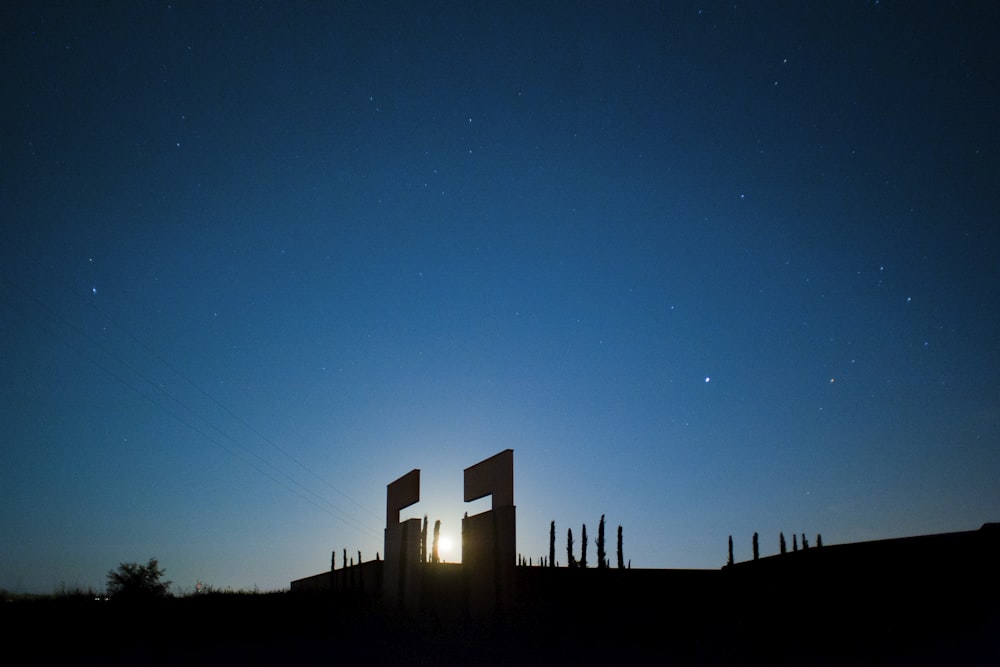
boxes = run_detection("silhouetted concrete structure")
[289,458,999,662]
[383,468,421,610]
[462,449,516,618]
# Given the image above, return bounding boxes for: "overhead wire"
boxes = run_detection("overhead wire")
[1,271,381,536]
[84,295,382,524]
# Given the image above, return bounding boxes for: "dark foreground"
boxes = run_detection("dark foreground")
[9,526,1000,665]
[4,582,998,667]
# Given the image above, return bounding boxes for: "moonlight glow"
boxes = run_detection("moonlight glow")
[1,1,995,596]
[437,535,453,557]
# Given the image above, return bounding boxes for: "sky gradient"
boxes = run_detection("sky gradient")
[2,1,998,594]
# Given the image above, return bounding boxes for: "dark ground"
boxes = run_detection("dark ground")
[4,583,998,666]
[9,528,1000,666]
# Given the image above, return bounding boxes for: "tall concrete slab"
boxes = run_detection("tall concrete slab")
[462,449,515,617]
[384,469,421,610]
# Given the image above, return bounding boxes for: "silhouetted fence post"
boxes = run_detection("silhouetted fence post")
[753,532,759,561]
[780,532,787,554]
[567,528,576,568]
[358,551,364,593]
[793,534,798,552]
[432,519,441,564]
[816,534,823,548]
[802,534,809,550]
[727,535,734,566]
[581,524,588,568]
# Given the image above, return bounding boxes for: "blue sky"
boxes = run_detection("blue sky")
[2,1,998,593]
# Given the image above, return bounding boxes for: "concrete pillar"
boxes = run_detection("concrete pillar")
[462,449,515,618]
[384,469,421,610]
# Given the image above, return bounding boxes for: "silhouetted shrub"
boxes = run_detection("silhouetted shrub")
[816,534,823,548]
[727,535,734,567]
[617,525,624,569]
[567,528,576,568]
[581,524,588,568]
[793,534,798,552]
[780,532,787,555]
[597,515,607,569]
[106,558,171,601]
[421,515,429,564]
[549,521,556,568]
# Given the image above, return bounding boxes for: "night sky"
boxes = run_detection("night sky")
[2,1,998,594]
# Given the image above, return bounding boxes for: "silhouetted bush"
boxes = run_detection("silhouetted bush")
[432,520,441,563]
[727,535,734,567]
[780,532,787,555]
[581,524,588,568]
[549,521,556,568]
[106,558,171,601]
[421,515,428,564]
[567,528,576,568]
[617,525,624,569]
[597,515,607,569]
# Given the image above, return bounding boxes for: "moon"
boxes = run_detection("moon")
[438,535,453,556]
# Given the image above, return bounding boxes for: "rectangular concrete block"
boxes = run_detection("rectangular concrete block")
[462,505,516,617]
[384,517,422,610]
[464,449,513,509]
[386,468,420,525]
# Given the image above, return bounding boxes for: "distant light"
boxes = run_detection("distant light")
[704,376,711,383]
[438,536,453,556]
[91,287,97,295]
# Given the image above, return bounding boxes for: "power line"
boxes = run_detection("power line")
[1,272,380,536]
[85,297,382,524]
